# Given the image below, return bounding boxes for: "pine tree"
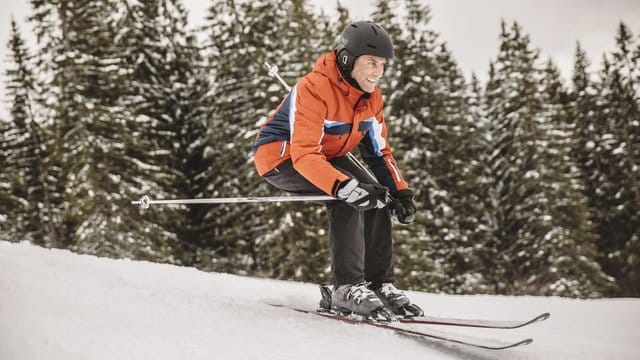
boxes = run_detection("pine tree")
[202,0,296,274]
[591,23,640,296]
[317,0,350,51]
[1,19,31,241]
[1,18,56,245]
[485,21,610,297]
[428,44,496,294]
[570,42,600,202]
[29,0,112,248]
[369,0,493,294]
[368,0,439,292]
[121,0,212,264]
[569,42,617,291]
[252,0,336,283]
[109,0,221,264]
[538,59,612,296]
[200,0,261,273]
[205,0,330,278]
[334,1,351,35]
[201,0,358,281]
[0,115,23,241]
[170,34,217,266]
[26,0,178,261]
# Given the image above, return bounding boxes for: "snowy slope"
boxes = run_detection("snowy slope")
[1,241,639,360]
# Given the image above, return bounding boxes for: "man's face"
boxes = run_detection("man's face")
[350,55,387,93]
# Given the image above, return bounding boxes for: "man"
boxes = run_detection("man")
[253,20,422,318]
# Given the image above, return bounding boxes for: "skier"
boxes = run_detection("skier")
[253,20,422,318]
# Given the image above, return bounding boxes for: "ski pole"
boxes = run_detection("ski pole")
[131,194,335,209]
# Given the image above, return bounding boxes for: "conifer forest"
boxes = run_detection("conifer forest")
[1,0,638,298]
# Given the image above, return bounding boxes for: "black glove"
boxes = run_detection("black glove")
[335,179,388,211]
[390,189,415,224]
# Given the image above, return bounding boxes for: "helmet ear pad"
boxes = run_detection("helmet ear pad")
[336,48,356,76]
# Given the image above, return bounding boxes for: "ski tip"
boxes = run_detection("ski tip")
[469,337,534,350]
[534,312,551,322]
[490,338,533,350]
[515,312,551,328]
[513,338,534,348]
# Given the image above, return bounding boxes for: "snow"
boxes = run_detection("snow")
[1,241,639,360]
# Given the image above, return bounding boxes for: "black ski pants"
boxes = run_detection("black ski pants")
[261,155,395,286]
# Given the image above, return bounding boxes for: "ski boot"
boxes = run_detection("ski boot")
[371,283,424,318]
[318,283,395,322]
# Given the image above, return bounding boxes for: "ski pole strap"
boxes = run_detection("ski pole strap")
[131,195,336,209]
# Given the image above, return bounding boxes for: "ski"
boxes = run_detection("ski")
[317,283,549,329]
[398,312,550,329]
[268,304,533,351]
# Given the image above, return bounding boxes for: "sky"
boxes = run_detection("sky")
[1,0,639,120]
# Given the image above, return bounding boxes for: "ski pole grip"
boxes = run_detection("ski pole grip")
[131,195,150,209]
[266,62,278,77]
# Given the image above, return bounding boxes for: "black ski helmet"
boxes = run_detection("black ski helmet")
[335,20,394,76]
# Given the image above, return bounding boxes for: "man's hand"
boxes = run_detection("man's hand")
[390,189,415,224]
[336,179,388,210]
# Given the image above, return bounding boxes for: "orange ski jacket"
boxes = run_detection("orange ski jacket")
[253,51,408,196]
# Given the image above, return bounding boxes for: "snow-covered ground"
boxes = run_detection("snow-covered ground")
[1,241,639,360]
